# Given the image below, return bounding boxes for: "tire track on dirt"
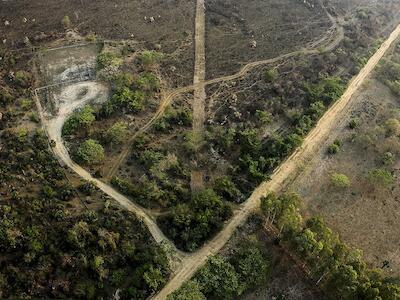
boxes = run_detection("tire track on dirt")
[152,23,400,300]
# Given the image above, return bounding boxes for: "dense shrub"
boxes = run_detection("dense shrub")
[159,189,232,251]
[377,59,400,95]
[0,132,170,299]
[304,75,345,105]
[213,176,242,203]
[327,139,342,155]
[172,237,269,299]
[13,71,32,88]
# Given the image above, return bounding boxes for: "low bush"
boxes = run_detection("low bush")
[159,189,232,251]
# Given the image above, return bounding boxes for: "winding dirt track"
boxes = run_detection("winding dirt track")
[153,23,400,300]
[34,82,186,258]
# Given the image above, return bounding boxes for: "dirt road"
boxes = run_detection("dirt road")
[152,23,400,300]
[192,0,206,139]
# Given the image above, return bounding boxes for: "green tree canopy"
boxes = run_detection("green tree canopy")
[167,280,206,300]
[104,122,128,145]
[75,139,105,165]
[63,105,95,135]
[196,255,240,299]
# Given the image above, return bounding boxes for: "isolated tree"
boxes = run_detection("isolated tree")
[294,228,324,258]
[261,192,280,221]
[380,283,400,300]
[75,139,105,165]
[326,264,359,299]
[261,192,303,234]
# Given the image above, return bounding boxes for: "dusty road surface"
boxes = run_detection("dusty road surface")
[152,23,400,300]
[192,0,206,139]
[34,82,183,256]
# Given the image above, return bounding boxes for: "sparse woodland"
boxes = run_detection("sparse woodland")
[1,0,400,299]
